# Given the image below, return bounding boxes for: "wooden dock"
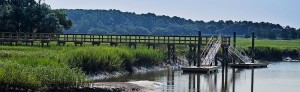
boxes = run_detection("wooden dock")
[0,32,231,46]
[182,66,220,73]
[228,63,268,68]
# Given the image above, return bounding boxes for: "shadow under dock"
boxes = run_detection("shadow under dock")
[182,66,220,73]
[228,63,268,68]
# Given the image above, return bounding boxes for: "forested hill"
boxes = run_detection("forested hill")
[64,9,300,39]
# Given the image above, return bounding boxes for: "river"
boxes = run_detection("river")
[98,62,300,92]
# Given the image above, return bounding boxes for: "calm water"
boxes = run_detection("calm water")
[99,62,300,92]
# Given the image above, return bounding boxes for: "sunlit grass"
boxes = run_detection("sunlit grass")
[236,38,300,50]
[0,45,166,90]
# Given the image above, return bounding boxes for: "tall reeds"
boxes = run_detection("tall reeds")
[0,45,166,90]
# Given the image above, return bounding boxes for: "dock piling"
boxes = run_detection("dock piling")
[233,32,236,64]
[197,31,201,67]
[252,32,255,63]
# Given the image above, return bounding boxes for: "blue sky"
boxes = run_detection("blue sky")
[45,0,300,28]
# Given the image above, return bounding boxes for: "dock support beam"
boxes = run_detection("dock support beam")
[167,44,176,63]
[188,45,197,66]
[129,43,137,48]
[57,41,66,46]
[147,43,156,49]
[197,31,201,67]
[188,45,192,66]
[252,32,255,63]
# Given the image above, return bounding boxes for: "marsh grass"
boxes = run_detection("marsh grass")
[0,45,165,90]
[133,47,166,66]
[236,38,300,50]
[231,38,300,60]
[66,46,165,73]
[0,60,88,90]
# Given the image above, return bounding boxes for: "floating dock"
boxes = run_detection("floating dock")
[228,63,268,68]
[182,66,220,73]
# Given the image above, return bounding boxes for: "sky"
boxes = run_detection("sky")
[44,0,300,28]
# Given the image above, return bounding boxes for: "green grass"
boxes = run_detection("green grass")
[234,38,300,61]
[0,47,89,90]
[0,45,166,90]
[66,46,166,73]
[236,38,300,50]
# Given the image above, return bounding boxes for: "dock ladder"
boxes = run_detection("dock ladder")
[201,36,221,66]
[228,45,257,64]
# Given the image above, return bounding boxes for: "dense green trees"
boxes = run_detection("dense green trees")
[65,9,300,39]
[0,0,71,33]
[1,2,299,40]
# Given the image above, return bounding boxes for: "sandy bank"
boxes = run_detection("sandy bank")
[91,81,162,92]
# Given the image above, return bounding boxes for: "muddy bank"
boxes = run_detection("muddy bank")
[91,65,169,81]
[87,56,188,92]
[86,66,168,92]
[91,56,188,81]
[88,81,162,92]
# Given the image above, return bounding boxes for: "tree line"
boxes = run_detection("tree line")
[1,1,300,40]
[0,0,71,33]
[65,9,300,39]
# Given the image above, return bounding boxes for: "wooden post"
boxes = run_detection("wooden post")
[111,35,113,43]
[215,54,218,66]
[172,45,175,63]
[252,32,255,63]
[167,44,171,63]
[90,35,92,42]
[67,35,69,41]
[139,36,141,43]
[233,32,236,64]
[197,31,201,67]
[154,36,156,43]
[168,36,170,44]
[189,45,192,66]
[148,36,150,43]
[206,37,208,44]
[129,35,132,43]
[193,46,196,66]
[135,35,137,43]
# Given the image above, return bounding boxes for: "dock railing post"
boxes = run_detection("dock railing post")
[252,32,255,63]
[197,31,201,67]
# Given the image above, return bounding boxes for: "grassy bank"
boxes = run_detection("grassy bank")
[236,38,300,50]
[0,45,166,90]
[236,38,300,61]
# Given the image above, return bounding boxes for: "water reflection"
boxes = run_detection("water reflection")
[183,67,251,92]
[167,68,174,91]
[182,73,217,92]
[98,62,300,92]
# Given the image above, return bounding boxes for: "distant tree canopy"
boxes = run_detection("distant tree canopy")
[65,9,300,39]
[0,0,72,33]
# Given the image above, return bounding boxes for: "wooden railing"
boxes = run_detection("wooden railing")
[0,32,231,46]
